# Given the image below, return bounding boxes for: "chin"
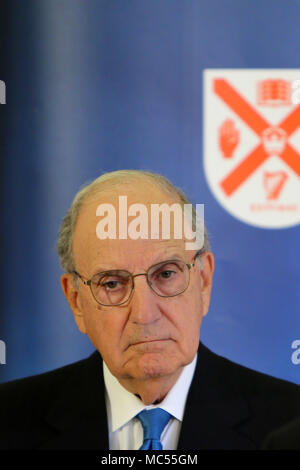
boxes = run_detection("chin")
[130,352,180,380]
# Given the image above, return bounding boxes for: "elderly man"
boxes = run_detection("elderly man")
[1,169,300,450]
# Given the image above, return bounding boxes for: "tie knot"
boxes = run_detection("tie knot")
[137,408,171,442]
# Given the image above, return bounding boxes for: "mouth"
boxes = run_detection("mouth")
[133,339,168,345]
[126,338,172,350]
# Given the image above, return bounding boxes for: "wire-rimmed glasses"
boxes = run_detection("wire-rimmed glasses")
[73,255,200,307]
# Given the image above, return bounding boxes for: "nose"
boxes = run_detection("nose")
[128,274,162,325]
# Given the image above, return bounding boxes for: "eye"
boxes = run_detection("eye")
[158,270,176,279]
[92,270,131,290]
[153,264,181,282]
[99,276,129,291]
[102,280,121,290]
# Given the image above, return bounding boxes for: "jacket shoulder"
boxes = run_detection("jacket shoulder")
[193,343,300,448]
[0,352,100,423]
[218,352,300,394]
[200,342,300,394]
[197,342,300,426]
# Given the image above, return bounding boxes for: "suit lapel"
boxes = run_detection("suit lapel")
[41,351,108,450]
[178,343,254,450]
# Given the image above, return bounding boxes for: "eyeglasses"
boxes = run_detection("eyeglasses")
[73,255,200,307]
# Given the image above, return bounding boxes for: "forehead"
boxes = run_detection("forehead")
[73,183,188,273]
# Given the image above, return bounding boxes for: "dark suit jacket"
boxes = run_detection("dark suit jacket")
[1,342,300,450]
[263,417,300,450]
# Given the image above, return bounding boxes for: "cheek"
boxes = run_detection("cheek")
[180,311,202,361]
[167,294,203,351]
[182,287,205,344]
[81,297,124,354]
[180,310,202,345]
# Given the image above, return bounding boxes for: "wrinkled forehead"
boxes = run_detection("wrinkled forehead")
[72,184,188,273]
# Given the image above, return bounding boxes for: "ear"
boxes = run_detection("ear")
[199,251,214,317]
[60,273,87,334]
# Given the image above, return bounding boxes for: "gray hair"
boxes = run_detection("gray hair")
[57,169,211,273]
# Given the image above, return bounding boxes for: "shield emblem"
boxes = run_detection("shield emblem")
[203,69,300,228]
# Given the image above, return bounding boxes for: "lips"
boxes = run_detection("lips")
[133,338,168,344]
[127,338,171,349]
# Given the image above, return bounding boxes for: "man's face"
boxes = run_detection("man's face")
[61,184,214,387]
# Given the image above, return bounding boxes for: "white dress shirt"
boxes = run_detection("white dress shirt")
[103,355,197,450]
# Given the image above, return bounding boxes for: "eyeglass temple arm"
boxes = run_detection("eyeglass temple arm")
[72,270,91,286]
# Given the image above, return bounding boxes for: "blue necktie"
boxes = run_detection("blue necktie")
[137,408,171,450]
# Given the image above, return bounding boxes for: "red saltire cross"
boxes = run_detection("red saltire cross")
[214,79,300,196]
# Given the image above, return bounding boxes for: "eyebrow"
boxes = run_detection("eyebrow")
[152,253,184,264]
[92,253,185,274]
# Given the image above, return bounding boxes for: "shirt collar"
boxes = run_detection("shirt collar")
[103,355,197,432]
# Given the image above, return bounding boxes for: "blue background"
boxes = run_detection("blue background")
[1,0,299,384]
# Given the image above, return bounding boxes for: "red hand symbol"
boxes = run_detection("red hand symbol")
[219,119,240,158]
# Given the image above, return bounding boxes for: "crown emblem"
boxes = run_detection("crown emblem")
[261,127,287,155]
